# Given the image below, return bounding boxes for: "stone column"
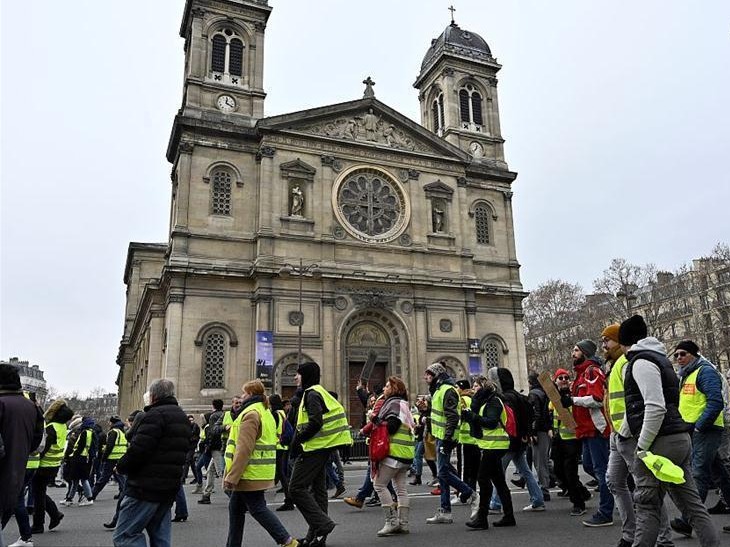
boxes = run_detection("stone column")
[322,297,337,392]
[457,178,473,260]
[257,146,276,237]
[413,302,428,395]
[163,292,185,387]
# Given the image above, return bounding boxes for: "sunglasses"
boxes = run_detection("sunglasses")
[673,351,688,359]
[556,375,569,381]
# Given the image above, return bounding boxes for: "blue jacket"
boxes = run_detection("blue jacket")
[679,356,725,432]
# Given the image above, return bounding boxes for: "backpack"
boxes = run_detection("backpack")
[500,398,519,439]
[279,416,295,447]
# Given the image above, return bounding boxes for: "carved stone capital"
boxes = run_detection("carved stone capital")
[320,155,343,172]
[456,176,469,188]
[503,191,513,201]
[191,7,205,18]
[253,21,266,32]
[487,76,499,86]
[256,145,276,161]
[441,67,455,77]
[168,294,185,304]
[179,141,194,154]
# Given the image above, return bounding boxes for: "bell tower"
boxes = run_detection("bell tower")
[178,0,272,123]
[414,13,506,166]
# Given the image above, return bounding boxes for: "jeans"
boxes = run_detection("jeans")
[532,432,551,490]
[412,440,425,476]
[227,490,290,547]
[491,447,544,508]
[691,428,726,503]
[174,485,188,518]
[289,449,334,537]
[66,479,93,501]
[92,459,125,499]
[113,495,172,547]
[436,440,473,511]
[1,469,34,540]
[583,435,614,520]
[326,451,344,488]
[193,451,210,485]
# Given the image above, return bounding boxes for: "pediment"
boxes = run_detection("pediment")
[280,158,316,178]
[259,98,468,161]
[423,180,454,196]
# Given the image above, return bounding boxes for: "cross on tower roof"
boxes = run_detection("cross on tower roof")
[363,76,376,99]
[448,5,456,25]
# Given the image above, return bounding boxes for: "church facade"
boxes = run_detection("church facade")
[117,0,528,422]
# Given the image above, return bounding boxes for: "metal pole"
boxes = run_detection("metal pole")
[298,257,303,365]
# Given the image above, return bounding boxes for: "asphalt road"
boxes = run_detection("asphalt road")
[4,464,728,547]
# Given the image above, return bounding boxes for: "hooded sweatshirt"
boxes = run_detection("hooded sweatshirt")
[677,354,725,432]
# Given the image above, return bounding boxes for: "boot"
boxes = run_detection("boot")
[408,475,422,486]
[197,494,211,504]
[396,506,409,534]
[465,508,489,530]
[377,505,400,536]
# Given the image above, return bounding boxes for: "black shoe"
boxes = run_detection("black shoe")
[365,496,381,507]
[511,478,526,489]
[277,501,295,511]
[103,521,117,529]
[188,478,197,484]
[708,500,730,514]
[492,515,516,527]
[31,525,44,535]
[172,515,188,522]
[670,518,692,537]
[581,488,592,501]
[49,512,64,530]
[113,494,120,500]
[409,476,422,485]
[542,491,551,502]
[198,496,211,505]
[616,539,632,547]
[330,484,346,499]
[465,509,489,530]
[586,479,598,487]
[723,525,730,533]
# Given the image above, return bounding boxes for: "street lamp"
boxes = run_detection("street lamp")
[278,258,322,365]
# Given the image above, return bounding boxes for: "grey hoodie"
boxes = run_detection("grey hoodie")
[619,337,670,450]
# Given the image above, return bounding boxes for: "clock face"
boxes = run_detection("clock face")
[217,95,236,112]
[469,141,484,157]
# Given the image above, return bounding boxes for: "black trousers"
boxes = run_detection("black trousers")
[477,449,512,517]
[289,449,334,537]
[551,437,584,509]
[462,443,480,489]
[32,466,62,528]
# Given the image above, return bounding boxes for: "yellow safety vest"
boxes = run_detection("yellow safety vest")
[222,410,234,441]
[40,422,67,468]
[296,385,353,452]
[431,383,459,441]
[458,395,478,445]
[550,402,576,440]
[73,429,93,458]
[108,429,128,460]
[275,409,287,450]
[607,354,628,431]
[224,402,277,480]
[26,451,40,470]
[387,404,415,459]
[679,367,724,427]
[474,398,510,450]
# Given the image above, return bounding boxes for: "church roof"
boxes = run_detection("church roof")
[420,22,492,72]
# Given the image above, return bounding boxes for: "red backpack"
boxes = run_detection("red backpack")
[500,398,518,439]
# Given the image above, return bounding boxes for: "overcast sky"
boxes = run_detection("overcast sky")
[2,1,729,395]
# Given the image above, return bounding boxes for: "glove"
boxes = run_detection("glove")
[560,392,573,408]
[461,408,474,423]
[439,438,456,454]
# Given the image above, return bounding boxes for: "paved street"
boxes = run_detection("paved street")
[5,464,728,547]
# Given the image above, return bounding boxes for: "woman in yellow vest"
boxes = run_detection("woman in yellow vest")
[460,375,514,529]
[371,376,416,536]
[223,379,298,547]
[61,416,96,506]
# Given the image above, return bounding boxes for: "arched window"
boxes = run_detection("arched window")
[474,204,490,244]
[202,330,226,388]
[431,92,445,135]
[459,84,484,131]
[209,28,245,85]
[211,169,232,215]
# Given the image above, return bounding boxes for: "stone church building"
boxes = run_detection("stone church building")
[117,0,528,422]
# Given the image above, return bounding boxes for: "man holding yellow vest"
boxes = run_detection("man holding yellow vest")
[671,339,730,537]
[289,362,352,547]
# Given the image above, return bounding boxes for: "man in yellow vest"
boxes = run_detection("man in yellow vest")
[90,416,128,500]
[671,339,730,537]
[289,361,352,547]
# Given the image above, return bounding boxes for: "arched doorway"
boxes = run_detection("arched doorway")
[273,352,314,402]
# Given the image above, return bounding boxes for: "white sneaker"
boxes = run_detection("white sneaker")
[449,494,460,505]
[468,491,481,519]
[426,508,453,524]
[9,538,34,547]
[78,498,94,507]
[523,504,546,512]
[59,499,73,507]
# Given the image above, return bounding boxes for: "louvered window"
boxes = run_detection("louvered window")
[229,39,243,77]
[209,30,245,85]
[460,85,485,130]
[211,170,232,215]
[475,204,490,244]
[211,35,226,73]
[438,94,445,129]
[472,93,483,125]
[459,90,471,123]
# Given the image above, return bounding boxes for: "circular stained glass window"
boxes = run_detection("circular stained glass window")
[332,167,410,243]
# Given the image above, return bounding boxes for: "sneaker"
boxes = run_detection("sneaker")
[343,497,363,509]
[197,496,211,505]
[708,500,730,514]
[426,509,453,524]
[9,538,34,547]
[281,539,300,547]
[330,485,346,499]
[103,521,116,529]
[365,497,381,507]
[582,514,614,527]
[78,498,94,507]
[570,506,586,516]
[276,502,295,512]
[58,499,73,507]
[511,478,526,489]
[523,504,546,512]
[616,539,632,547]
[669,518,692,537]
[542,491,551,502]
[430,487,441,496]
[466,491,480,518]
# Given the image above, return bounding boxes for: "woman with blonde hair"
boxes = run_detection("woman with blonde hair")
[223,379,298,547]
[371,376,415,536]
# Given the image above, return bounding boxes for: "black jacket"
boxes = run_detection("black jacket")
[528,385,551,433]
[116,396,190,503]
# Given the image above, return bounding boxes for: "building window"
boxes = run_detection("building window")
[211,170,232,215]
[474,204,490,244]
[203,331,226,388]
[459,84,484,131]
[483,341,500,368]
[432,93,445,135]
[209,28,245,85]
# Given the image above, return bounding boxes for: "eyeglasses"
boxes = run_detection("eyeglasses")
[556,375,569,381]
[673,351,688,359]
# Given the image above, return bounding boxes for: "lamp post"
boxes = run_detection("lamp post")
[278,258,322,365]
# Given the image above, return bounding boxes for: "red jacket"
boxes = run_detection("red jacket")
[571,360,611,439]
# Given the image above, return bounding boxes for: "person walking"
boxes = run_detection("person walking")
[62,417,96,506]
[91,417,128,501]
[198,399,226,505]
[527,371,552,501]
[223,380,298,547]
[456,380,479,491]
[461,375,514,529]
[112,379,190,547]
[618,315,719,547]
[289,361,352,547]
[0,364,44,547]
[371,376,415,536]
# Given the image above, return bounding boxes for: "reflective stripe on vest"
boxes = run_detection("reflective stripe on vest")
[608,354,628,431]
[26,452,40,470]
[40,422,67,468]
[108,429,128,460]
[679,367,725,427]
[458,395,478,445]
[431,384,458,441]
[74,429,93,458]
[474,399,510,450]
[550,402,576,440]
[224,402,277,481]
[296,385,353,452]
[389,423,415,459]
[275,409,287,450]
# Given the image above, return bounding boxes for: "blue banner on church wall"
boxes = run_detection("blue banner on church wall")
[255,331,274,386]
[468,338,482,375]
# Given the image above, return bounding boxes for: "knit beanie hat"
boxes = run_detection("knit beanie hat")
[576,339,597,359]
[619,315,648,346]
[675,340,700,357]
[0,363,21,391]
[425,362,446,378]
[601,324,620,343]
[456,379,471,390]
[553,368,570,380]
[296,361,321,388]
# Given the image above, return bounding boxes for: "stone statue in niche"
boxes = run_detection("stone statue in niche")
[290,185,304,216]
[432,203,445,233]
